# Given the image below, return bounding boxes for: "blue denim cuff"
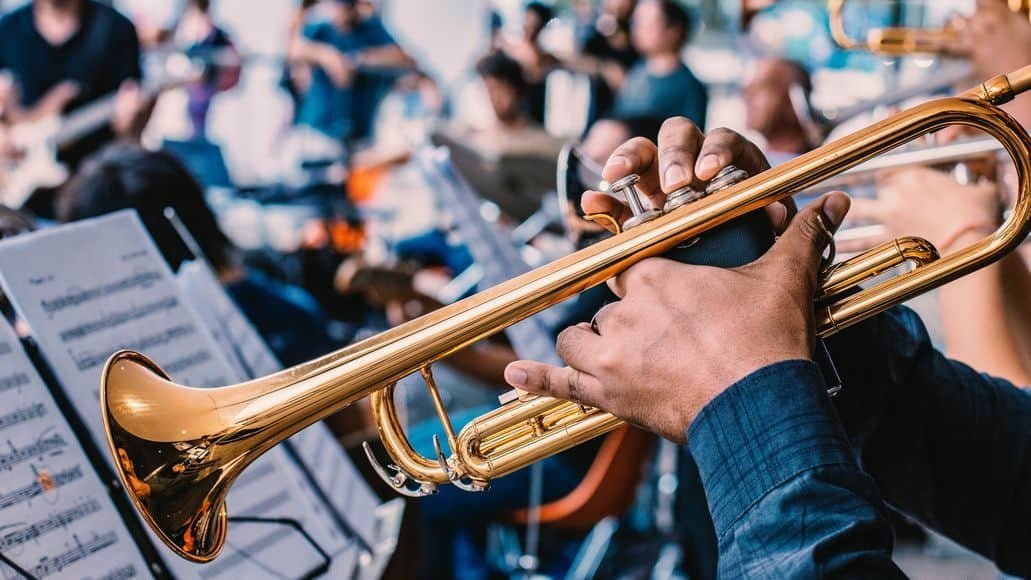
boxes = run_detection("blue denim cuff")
[687,359,856,539]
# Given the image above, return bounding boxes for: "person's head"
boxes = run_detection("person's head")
[331,0,361,29]
[523,2,553,42]
[632,0,691,56]
[187,0,210,14]
[742,58,811,144]
[57,143,235,273]
[603,0,637,23]
[476,51,528,124]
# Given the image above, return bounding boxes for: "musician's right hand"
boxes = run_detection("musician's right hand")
[317,44,357,88]
[581,119,796,234]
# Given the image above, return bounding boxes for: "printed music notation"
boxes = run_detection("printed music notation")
[30,531,119,578]
[0,434,66,471]
[0,212,361,578]
[0,403,46,431]
[0,498,102,550]
[0,316,150,577]
[0,466,83,511]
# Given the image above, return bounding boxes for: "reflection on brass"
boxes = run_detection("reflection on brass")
[100,67,1031,563]
[829,0,1030,55]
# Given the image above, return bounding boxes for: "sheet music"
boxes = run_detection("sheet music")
[0,212,353,579]
[177,260,382,549]
[0,316,151,580]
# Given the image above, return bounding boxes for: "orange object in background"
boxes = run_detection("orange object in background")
[348,164,387,203]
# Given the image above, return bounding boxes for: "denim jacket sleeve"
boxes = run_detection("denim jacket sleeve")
[827,306,1031,577]
[686,360,906,578]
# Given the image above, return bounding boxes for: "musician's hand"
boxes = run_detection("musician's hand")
[16,81,79,122]
[849,167,1000,254]
[111,80,145,138]
[950,0,1031,82]
[581,119,795,234]
[504,192,850,442]
[317,45,356,88]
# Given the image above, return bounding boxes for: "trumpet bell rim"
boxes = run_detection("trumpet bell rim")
[101,350,229,563]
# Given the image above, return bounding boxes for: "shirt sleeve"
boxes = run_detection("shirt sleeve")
[687,359,906,578]
[114,14,143,84]
[827,306,1031,577]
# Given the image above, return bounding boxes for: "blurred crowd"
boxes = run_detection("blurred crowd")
[0,0,1029,577]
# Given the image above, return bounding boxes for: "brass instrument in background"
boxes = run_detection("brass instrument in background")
[100,66,1031,563]
[829,0,1031,56]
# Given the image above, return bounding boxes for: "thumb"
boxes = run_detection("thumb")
[764,192,850,283]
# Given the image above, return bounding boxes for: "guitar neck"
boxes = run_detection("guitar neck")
[52,83,164,148]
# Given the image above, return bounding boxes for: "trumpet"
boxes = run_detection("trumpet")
[829,0,1031,56]
[100,66,1031,563]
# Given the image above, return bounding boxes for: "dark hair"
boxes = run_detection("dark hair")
[189,0,211,12]
[654,0,692,46]
[783,59,812,97]
[525,2,554,25]
[57,143,235,272]
[476,51,528,92]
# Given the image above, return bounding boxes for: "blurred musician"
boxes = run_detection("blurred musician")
[176,0,241,138]
[0,0,146,155]
[851,168,1031,387]
[0,0,150,217]
[613,0,707,126]
[742,57,816,165]
[500,2,559,125]
[504,122,1031,578]
[288,0,412,142]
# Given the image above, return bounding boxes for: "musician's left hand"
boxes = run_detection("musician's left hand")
[503,192,850,442]
[111,80,147,138]
[580,119,796,234]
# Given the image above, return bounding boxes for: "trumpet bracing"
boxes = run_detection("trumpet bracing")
[829,0,1031,56]
[101,66,1031,563]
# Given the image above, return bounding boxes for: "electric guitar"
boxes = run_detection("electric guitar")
[1,66,198,209]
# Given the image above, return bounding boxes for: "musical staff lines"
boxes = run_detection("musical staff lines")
[0,404,46,431]
[0,466,83,511]
[39,271,162,315]
[97,565,138,580]
[31,531,119,578]
[0,372,30,395]
[58,297,180,342]
[0,499,102,549]
[0,434,66,471]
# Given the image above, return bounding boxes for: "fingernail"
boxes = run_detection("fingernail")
[605,155,633,176]
[697,155,720,179]
[821,193,851,231]
[505,365,528,387]
[663,164,688,189]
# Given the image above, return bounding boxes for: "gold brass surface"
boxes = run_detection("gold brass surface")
[829,0,1030,55]
[101,66,1031,563]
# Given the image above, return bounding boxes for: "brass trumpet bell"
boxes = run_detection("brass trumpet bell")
[102,67,1031,563]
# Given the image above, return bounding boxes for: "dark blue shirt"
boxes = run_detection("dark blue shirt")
[687,306,1031,577]
[613,62,708,127]
[296,18,396,140]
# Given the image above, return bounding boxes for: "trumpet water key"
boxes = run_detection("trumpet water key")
[101,67,1031,563]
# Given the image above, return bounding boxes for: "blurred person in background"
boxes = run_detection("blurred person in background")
[0,0,151,217]
[500,1,559,126]
[281,0,321,111]
[56,143,348,366]
[288,0,412,142]
[741,57,816,166]
[844,0,1031,387]
[176,0,241,138]
[569,0,639,123]
[612,0,707,126]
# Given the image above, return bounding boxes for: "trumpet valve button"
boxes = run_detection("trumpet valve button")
[705,165,750,195]
[663,184,706,212]
[610,173,662,230]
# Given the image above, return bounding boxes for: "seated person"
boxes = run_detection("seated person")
[612,0,707,126]
[504,122,1031,577]
[288,0,412,142]
[499,2,559,125]
[741,57,818,166]
[435,51,565,221]
[56,143,347,366]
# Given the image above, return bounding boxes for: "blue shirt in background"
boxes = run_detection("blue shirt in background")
[613,62,708,128]
[296,18,396,140]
